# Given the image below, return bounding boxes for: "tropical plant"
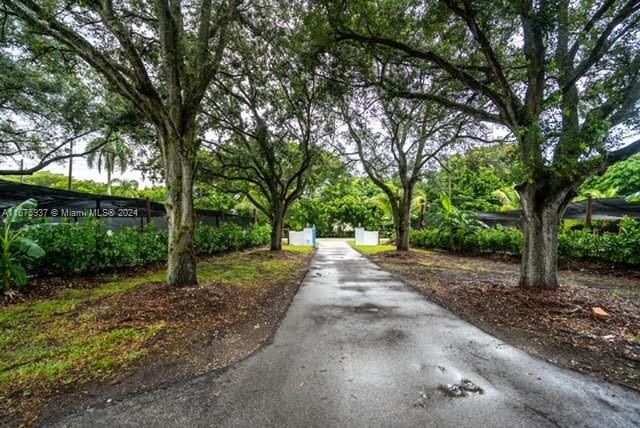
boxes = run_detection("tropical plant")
[626,191,640,202]
[87,137,133,195]
[425,192,487,252]
[491,187,521,212]
[111,178,140,198]
[0,199,45,290]
[412,181,431,230]
[581,155,640,198]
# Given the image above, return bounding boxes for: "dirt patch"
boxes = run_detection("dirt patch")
[2,249,312,426]
[367,249,640,391]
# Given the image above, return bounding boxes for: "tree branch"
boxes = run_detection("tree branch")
[0,137,109,175]
[335,30,510,118]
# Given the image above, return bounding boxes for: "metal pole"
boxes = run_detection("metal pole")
[67,140,73,190]
[145,198,151,227]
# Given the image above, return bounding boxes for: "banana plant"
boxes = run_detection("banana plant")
[1,199,45,291]
[491,187,521,211]
[426,192,487,251]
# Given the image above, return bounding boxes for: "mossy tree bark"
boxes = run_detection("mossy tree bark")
[517,183,574,289]
[163,130,198,286]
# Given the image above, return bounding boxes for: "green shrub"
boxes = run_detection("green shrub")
[24,221,270,277]
[101,225,168,267]
[194,222,271,253]
[471,225,522,254]
[424,192,488,251]
[559,217,640,264]
[246,224,271,246]
[411,217,640,265]
[24,220,103,274]
[1,199,46,290]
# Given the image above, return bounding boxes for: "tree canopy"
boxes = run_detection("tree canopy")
[3,0,640,290]
[320,0,640,288]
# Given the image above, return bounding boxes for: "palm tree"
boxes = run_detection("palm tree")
[412,182,431,229]
[112,178,140,197]
[86,135,132,195]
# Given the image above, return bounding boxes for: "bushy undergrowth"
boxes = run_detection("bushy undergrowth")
[23,221,271,276]
[411,217,640,265]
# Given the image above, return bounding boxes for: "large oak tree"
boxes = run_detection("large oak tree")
[200,3,331,250]
[323,0,640,288]
[3,0,241,286]
[342,88,476,250]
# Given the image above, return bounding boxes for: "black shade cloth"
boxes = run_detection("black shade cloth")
[477,198,640,226]
[0,179,252,228]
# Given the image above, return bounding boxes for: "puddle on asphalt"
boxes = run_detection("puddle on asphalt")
[354,303,384,313]
[309,303,420,326]
[438,379,484,398]
[340,286,369,293]
[378,328,408,345]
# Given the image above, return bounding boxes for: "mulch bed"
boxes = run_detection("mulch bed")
[0,262,166,306]
[369,250,640,391]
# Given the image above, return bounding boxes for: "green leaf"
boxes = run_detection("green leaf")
[626,191,640,202]
[6,198,37,225]
[9,263,28,287]
[14,237,46,259]
[440,192,453,213]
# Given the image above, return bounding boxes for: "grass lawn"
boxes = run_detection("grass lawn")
[0,247,312,420]
[348,242,396,255]
[282,244,315,254]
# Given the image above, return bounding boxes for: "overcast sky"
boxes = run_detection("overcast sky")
[44,156,154,188]
[5,141,156,188]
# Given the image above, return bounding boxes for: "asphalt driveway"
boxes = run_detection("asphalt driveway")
[49,240,640,427]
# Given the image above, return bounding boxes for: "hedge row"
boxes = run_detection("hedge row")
[410,218,640,265]
[23,221,271,276]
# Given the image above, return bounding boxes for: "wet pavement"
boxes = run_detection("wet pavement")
[49,240,640,427]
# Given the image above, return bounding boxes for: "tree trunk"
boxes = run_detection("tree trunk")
[107,169,112,196]
[164,133,198,287]
[396,206,411,251]
[270,213,284,251]
[391,209,401,249]
[518,183,573,289]
[396,189,412,251]
[270,199,289,251]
